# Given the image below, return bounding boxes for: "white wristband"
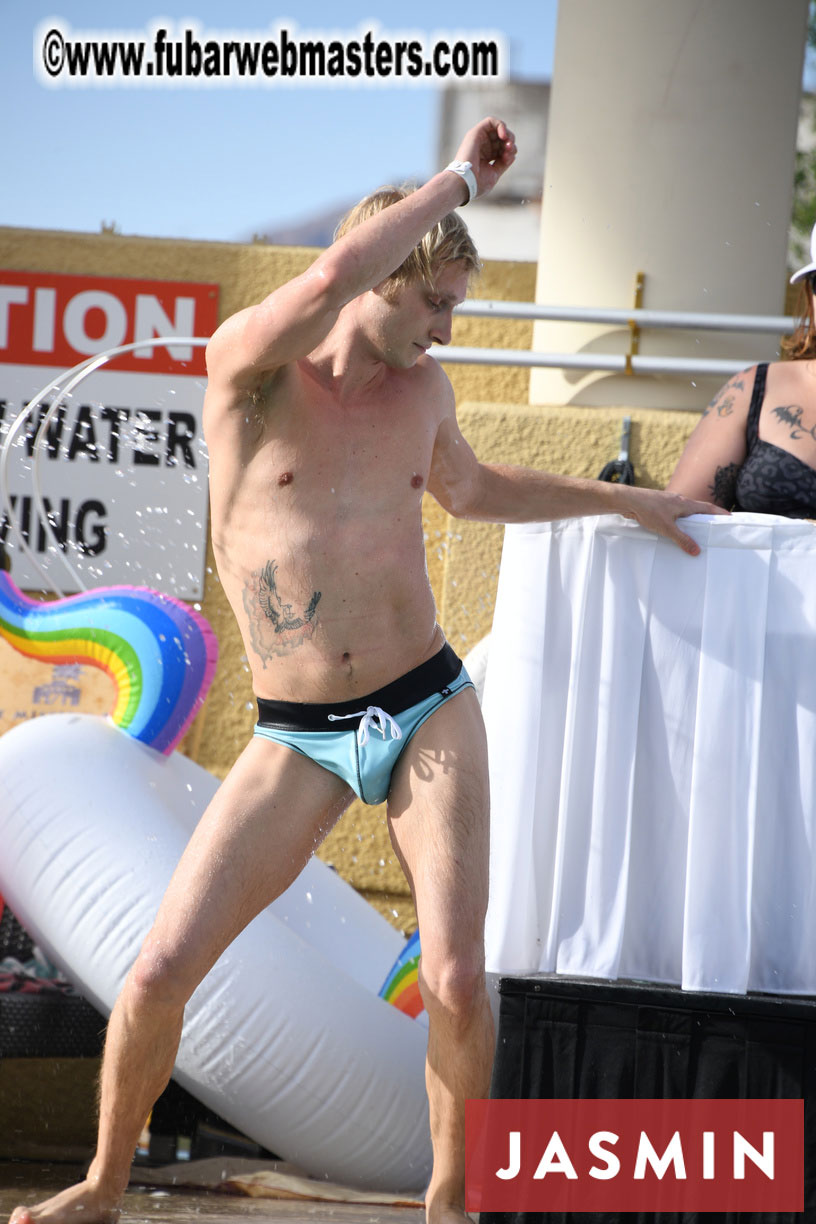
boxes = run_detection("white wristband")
[445,160,477,205]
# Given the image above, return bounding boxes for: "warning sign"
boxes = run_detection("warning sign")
[0,270,219,597]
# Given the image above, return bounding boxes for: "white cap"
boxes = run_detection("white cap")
[790,220,816,284]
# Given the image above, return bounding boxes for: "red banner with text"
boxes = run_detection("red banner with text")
[466,1098,804,1214]
[0,270,218,375]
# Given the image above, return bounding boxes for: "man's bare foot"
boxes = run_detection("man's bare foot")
[427,1210,471,1224]
[426,1192,471,1224]
[426,1206,471,1224]
[9,1178,122,1224]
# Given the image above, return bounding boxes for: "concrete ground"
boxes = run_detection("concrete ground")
[0,1163,427,1224]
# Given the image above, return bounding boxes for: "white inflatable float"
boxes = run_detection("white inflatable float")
[0,711,431,1191]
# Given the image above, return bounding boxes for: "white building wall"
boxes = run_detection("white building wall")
[532,0,809,409]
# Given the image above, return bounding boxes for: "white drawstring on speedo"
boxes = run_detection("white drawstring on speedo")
[327,705,403,747]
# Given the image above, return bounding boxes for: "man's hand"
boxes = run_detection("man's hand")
[453,117,517,200]
[619,485,730,556]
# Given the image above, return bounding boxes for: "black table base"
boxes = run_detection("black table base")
[482,974,816,1224]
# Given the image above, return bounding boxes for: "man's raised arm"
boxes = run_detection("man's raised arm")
[205,117,516,388]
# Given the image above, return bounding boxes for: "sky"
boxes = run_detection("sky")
[3,1,558,244]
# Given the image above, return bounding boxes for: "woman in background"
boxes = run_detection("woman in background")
[667,225,816,516]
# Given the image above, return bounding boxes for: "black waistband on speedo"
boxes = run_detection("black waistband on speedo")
[255,642,463,733]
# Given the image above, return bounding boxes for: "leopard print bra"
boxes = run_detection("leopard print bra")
[733,363,816,518]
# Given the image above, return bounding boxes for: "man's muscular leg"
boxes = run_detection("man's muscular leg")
[387,688,493,1224]
[9,738,352,1224]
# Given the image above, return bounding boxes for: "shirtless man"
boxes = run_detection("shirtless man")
[10,117,721,1224]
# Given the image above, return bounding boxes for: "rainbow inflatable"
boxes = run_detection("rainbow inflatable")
[0,571,217,755]
[379,928,423,1018]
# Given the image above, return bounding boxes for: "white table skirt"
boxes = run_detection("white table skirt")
[482,513,816,995]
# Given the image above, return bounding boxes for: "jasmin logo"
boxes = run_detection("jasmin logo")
[465,1099,803,1213]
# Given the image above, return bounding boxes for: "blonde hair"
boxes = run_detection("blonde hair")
[334,186,480,297]
[782,278,816,361]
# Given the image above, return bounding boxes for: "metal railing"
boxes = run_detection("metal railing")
[427,299,798,378]
[1,299,800,596]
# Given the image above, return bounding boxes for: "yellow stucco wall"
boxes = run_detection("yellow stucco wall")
[0,227,704,932]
